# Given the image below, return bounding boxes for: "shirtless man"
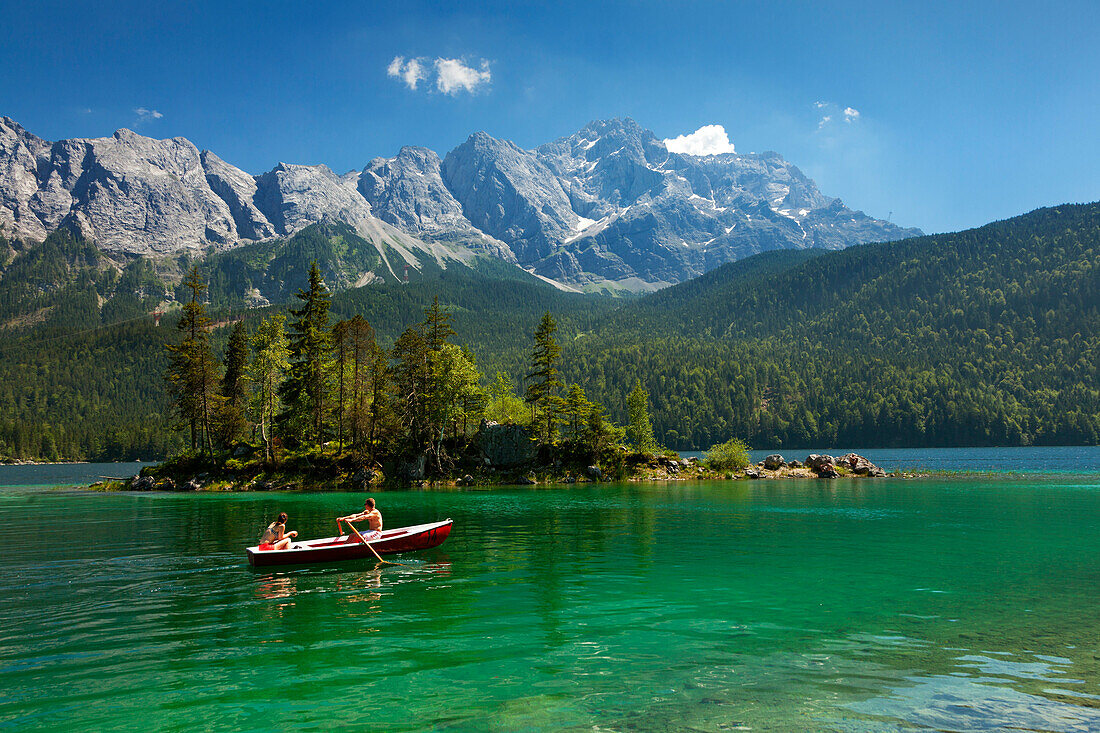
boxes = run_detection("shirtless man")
[258,512,298,550]
[339,497,383,540]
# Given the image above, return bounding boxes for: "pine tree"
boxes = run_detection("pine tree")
[365,343,391,462]
[217,321,250,447]
[422,295,455,351]
[164,266,221,454]
[391,325,432,455]
[524,311,564,445]
[332,315,378,454]
[563,383,594,441]
[626,379,659,454]
[279,261,332,448]
[249,314,289,464]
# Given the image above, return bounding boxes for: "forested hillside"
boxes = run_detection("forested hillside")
[0,246,612,460]
[0,203,1096,460]
[563,203,1100,448]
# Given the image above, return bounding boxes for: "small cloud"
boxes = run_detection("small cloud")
[387,56,427,90]
[435,58,491,95]
[134,107,163,124]
[386,54,491,95]
[814,101,861,130]
[663,124,737,156]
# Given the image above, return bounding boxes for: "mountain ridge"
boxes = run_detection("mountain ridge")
[0,115,919,291]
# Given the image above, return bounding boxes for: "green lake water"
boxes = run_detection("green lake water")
[2,467,1099,731]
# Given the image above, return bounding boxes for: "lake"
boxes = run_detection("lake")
[2,450,1099,731]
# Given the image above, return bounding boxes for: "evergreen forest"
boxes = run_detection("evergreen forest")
[0,201,1097,461]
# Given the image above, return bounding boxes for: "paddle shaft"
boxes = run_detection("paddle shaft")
[342,519,405,566]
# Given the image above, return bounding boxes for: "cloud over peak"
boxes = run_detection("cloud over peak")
[134,107,163,123]
[663,124,736,156]
[388,55,491,95]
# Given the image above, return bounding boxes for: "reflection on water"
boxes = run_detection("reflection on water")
[1,478,1098,730]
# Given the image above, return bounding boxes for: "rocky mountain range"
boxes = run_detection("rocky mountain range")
[0,115,919,291]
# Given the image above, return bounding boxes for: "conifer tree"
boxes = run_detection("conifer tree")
[524,311,564,444]
[217,321,250,447]
[365,343,391,462]
[563,383,594,440]
[279,261,332,447]
[164,266,221,454]
[391,325,432,455]
[626,379,659,454]
[422,295,455,351]
[249,314,289,464]
[332,315,378,454]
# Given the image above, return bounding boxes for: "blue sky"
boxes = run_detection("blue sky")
[2,0,1097,234]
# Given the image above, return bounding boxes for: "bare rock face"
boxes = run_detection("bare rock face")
[1,118,263,255]
[0,117,54,241]
[526,118,921,288]
[441,132,577,264]
[359,146,516,262]
[0,115,922,290]
[254,162,375,234]
[200,151,276,240]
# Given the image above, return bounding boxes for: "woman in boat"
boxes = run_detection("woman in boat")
[258,512,298,551]
[339,497,383,540]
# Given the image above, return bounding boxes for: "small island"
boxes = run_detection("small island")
[100,263,886,493]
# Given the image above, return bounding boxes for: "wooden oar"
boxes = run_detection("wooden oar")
[342,520,407,566]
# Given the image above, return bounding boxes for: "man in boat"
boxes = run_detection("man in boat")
[258,512,298,551]
[338,497,383,540]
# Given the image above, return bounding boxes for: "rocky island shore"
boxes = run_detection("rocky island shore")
[93,423,888,492]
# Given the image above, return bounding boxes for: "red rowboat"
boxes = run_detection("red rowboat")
[246,518,453,567]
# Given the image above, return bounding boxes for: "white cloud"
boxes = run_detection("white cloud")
[435,58,491,95]
[387,56,427,90]
[134,107,163,123]
[386,55,491,95]
[663,124,736,156]
[815,102,862,130]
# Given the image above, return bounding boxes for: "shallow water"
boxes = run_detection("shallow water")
[1,463,1099,731]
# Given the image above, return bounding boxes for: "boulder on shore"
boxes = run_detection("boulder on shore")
[806,454,836,472]
[763,454,786,470]
[837,453,886,477]
[130,475,156,491]
[478,421,537,467]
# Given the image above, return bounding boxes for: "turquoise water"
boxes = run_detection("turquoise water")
[1,456,1099,731]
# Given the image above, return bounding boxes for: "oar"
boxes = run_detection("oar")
[342,519,407,567]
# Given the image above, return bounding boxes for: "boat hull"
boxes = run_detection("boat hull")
[246,519,453,567]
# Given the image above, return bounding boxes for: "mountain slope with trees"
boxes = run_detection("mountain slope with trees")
[0,202,1096,460]
[563,203,1100,448]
